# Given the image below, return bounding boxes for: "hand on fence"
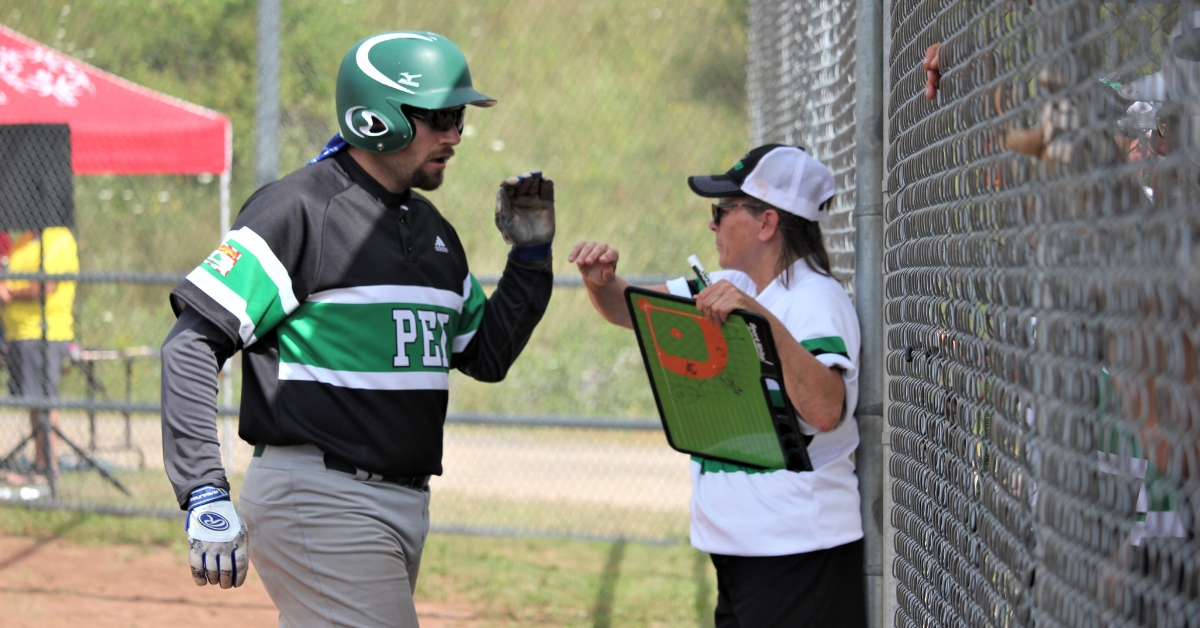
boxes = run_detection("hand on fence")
[924,43,941,100]
[495,171,555,247]
[568,241,620,286]
[185,486,249,589]
[1004,70,1082,163]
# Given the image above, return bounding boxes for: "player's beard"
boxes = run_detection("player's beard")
[411,164,444,191]
[411,149,453,191]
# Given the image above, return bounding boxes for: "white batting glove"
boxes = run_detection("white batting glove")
[495,171,555,247]
[185,486,249,588]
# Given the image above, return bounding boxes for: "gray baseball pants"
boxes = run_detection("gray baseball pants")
[239,444,431,627]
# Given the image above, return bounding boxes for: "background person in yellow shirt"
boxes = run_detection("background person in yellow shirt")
[1,227,78,482]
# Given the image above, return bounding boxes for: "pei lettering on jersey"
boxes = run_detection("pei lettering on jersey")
[392,308,451,368]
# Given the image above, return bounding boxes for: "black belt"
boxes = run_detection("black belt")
[252,444,430,490]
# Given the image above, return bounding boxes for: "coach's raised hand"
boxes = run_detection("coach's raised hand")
[495,171,555,247]
[569,241,635,328]
[569,241,620,286]
[185,486,249,588]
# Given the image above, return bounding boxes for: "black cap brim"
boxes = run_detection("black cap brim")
[688,175,743,198]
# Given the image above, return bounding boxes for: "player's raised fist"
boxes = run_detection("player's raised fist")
[495,171,555,247]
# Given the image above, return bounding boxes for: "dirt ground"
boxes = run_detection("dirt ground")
[0,534,479,628]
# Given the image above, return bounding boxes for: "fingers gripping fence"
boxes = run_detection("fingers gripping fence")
[886,1,1199,627]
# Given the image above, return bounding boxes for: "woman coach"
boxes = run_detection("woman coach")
[569,144,865,628]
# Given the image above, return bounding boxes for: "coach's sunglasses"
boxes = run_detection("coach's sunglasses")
[404,105,466,134]
[711,201,766,226]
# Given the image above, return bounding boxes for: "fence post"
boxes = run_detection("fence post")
[255,0,280,188]
[854,0,886,626]
[880,2,898,624]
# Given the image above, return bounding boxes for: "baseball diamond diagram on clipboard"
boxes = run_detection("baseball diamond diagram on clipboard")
[624,287,812,472]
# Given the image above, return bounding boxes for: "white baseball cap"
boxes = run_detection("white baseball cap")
[687,144,836,223]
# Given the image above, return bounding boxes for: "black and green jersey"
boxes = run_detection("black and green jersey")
[170,150,551,478]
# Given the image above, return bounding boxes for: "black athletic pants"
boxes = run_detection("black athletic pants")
[710,539,867,628]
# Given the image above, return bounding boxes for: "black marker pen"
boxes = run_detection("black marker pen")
[688,254,712,289]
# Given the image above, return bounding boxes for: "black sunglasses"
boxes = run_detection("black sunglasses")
[404,105,466,134]
[710,201,766,226]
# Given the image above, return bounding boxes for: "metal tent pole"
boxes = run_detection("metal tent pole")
[35,228,55,499]
[256,0,280,189]
[218,171,234,468]
[228,0,280,472]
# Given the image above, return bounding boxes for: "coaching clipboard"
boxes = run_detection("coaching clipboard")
[625,287,812,472]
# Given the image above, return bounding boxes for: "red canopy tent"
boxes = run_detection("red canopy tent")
[0,23,231,222]
[0,25,237,467]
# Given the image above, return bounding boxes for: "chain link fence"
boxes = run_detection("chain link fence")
[3,0,1197,623]
[748,0,859,289]
[0,0,749,543]
[885,1,1199,626]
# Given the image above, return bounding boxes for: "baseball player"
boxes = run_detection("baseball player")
[160,31,555,626]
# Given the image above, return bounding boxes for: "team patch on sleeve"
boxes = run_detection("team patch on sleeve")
[187,227,299,347]
[204,243,242,276]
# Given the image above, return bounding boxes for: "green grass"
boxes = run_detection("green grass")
[3,416,691,541]
[431,491,690,544]
[0,505,183,548]
[19,468,184,512]
[0,506,718,627]
[418,535,716,627]
[8,467,690,542]
[0,466,230,514]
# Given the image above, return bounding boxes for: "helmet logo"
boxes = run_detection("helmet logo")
[345,106,390,138]
[398,73,422,88]
[356,33,435,95]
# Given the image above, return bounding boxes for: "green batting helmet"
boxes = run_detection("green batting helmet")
[336,31,495,153]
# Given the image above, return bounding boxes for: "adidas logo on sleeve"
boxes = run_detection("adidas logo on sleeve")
[434,236,449,253]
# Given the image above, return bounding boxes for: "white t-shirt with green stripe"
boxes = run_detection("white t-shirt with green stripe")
[668,260,863,556]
